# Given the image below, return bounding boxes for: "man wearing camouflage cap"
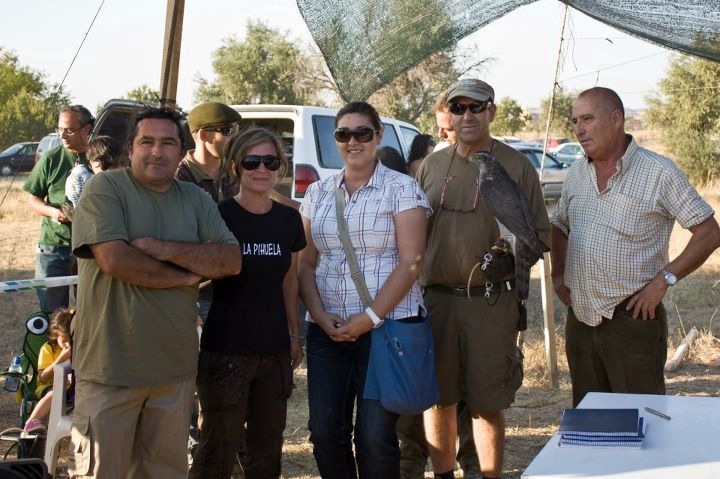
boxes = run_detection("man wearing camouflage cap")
[416,79,550,479]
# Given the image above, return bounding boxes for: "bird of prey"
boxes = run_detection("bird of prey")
[467,151,549,300]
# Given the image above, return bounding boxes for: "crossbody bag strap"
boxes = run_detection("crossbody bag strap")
[335,187,373,308]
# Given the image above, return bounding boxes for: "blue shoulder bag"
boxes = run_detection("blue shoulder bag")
[335,188,439,415]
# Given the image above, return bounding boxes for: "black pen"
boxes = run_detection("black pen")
[644,406,671,421]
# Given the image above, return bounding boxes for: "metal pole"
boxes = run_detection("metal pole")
[538,3,570,390]
[159,0,185,110]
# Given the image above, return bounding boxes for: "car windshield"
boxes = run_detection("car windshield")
[0,144,22,156]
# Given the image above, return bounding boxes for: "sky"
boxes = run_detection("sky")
[2,0,676,114]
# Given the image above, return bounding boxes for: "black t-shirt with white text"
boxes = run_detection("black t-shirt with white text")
[201,199,306,355]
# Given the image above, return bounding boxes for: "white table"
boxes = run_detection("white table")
[522,392,720,478]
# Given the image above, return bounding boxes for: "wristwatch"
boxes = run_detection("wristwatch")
[365,307,385,328]
[661,269,677,286]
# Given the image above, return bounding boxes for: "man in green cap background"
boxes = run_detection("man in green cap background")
[176,101,242,204]
[176,101,243,323]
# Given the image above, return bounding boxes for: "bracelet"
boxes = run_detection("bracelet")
[365,307,384,328]
[289,334,302,340]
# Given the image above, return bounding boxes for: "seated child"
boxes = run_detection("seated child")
[22,308,74,435]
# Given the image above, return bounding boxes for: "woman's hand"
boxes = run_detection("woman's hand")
[332,312,374,341]
[290,337,304,370]
[314,311,344,337]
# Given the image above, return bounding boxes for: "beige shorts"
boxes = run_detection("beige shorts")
[424,287,523,412]
[70,378,194,478]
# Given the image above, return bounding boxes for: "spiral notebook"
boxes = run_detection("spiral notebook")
[557,408,646,449]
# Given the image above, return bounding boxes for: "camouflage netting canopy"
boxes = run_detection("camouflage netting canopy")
[296,0,720,102]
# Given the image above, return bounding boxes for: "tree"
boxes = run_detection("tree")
[195,21,320,105]
[491,97,531,136]
[366,48,489,134]
[0,49,70,149]
[539,89,577,138]
[368,51,457,133]
[645,55,720,184]
[123,84,159,104]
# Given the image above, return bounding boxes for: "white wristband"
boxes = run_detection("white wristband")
[365,306,384,328]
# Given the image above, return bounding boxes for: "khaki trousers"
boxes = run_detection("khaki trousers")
[70,378,195,479]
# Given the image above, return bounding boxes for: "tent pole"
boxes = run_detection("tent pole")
[159,0,185,110]
[538,2,569,390]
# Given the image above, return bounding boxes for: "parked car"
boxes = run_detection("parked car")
[93,100,421,200]
[494,136,523,144]
[0,141,39,176]
[35,133,62,164]
[510,143,569,200]
[529,137,569,149]
[551,141,585,164]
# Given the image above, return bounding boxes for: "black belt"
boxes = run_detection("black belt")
[429,281,513,297]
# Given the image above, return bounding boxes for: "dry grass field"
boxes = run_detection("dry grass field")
[0,169,718,478]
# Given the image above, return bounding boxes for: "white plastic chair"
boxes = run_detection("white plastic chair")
[44,360,72,475]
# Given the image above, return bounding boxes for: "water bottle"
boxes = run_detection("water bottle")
[8,355,22,374]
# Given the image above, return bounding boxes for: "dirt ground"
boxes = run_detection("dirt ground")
[0,174,718,478]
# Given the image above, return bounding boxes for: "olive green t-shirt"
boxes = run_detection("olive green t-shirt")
[416,141,551,287]
[23,146,85,247]
[71,168,238,387]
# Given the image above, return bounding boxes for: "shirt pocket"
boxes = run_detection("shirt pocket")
[602,193,654,240]
[371,194,395,231]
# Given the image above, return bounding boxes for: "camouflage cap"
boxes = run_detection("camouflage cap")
[187,102,241,133]
[446,79,495,103]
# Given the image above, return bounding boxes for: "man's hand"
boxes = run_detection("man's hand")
[333,312,374,341]
[290,337,304,370]
[51,207,70,224]
[626,275,667,320]
[552,275,572,306]
[131,237,167,261]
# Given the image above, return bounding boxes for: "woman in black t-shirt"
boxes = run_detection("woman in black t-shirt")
[189,128,306,479]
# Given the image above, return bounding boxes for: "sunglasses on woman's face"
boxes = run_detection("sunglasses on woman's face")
[334,126,376,143]
[241,155,281,171]
[448,101,492,116]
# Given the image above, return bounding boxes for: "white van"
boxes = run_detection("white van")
[93,101,421,201]
[233,105,420,199]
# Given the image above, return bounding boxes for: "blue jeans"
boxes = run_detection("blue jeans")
[306,323,400,479]
[35,244,73,314]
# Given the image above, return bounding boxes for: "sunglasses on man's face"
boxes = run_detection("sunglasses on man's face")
[334,126,376,143]
[206,125,240,137]
[241,155,281,171]
[448,101,492,116]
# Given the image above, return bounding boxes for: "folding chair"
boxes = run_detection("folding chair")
[1,312,50,428]
[0,313,50,463]
[43,361,72,475]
